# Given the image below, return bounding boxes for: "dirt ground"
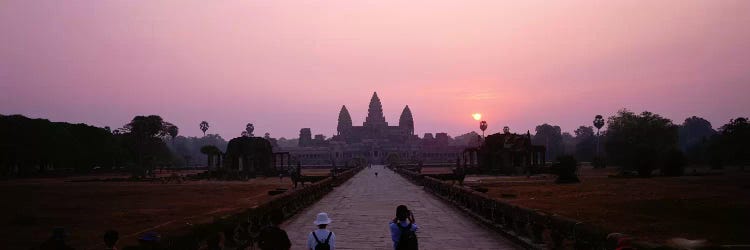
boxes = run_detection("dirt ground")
[0,173,294,249]
[461,167,750,245]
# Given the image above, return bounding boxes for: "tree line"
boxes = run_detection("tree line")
[2,110,747,178]
[0,114,227,178]
[531,110,749,177]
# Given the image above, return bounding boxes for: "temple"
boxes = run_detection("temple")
[284,92,460,165]
[334,92,417,143]
[277,92,547,175]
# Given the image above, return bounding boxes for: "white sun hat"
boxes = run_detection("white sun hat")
[313,212,332,225]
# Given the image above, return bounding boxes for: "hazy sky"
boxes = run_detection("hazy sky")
[1,0,749,139]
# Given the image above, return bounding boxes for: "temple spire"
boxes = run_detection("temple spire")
[364,92,387,127]
[399,105,414,135]
[337,105,352,135]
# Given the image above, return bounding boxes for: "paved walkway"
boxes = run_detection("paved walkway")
[281,166,520,250]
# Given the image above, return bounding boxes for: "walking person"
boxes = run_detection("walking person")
[307,212,335,250]
[389,205,418,250]
[258,210,291,250]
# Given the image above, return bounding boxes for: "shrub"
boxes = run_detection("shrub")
[661,149,686,176]
[592,156,607,169]
[553,155,580,184]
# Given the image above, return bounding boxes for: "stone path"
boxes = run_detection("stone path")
[281,166,520,250]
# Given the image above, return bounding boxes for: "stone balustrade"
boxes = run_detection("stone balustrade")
[389,166,671,250]
[130,166,363,250]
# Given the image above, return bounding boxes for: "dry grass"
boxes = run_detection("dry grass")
[465,167,750,245]
[0,174,292,249]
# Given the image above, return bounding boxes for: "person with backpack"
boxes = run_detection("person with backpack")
[389,205,418,250]
[307,212,336,250]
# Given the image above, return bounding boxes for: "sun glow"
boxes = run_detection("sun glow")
[472,113,482,121]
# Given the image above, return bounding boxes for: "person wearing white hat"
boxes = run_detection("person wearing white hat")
[307,212,336,250]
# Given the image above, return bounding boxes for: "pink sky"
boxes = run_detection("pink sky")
[1,0,749,139]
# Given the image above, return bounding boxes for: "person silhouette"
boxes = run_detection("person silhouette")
[307,213,335,250]
[258,210,291,250]
[389,205,418,250]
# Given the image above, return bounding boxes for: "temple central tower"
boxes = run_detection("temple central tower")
[363,92,388,127]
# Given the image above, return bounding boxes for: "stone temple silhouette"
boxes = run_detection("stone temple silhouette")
[334,92,416,143]
[286,92,464,165]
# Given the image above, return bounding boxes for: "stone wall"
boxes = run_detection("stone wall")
[131,166,363,250]
[389,167,672,250]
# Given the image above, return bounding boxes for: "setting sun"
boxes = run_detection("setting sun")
[472,113,482,121]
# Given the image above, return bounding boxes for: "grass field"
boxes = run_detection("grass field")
[0,173,295,249]
[459,167,750,245]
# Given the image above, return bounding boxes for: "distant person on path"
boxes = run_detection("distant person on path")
[103,230,119,250]
[258,210,291,250]
[307,212,335,250]
[39,227,74,250]
[389,205,418,250]
[375,172,378,177]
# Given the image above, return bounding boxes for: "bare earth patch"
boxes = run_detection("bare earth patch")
[468,168,750,245]
[0,174,292,249]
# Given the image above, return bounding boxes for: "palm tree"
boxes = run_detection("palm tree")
[479,121,488,138]
[245,123,254,137]
[200,121,209,136]
[167,125,179,140]
[593,115,605,155]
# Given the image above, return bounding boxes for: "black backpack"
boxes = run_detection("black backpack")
[312,231,332,250]
[396,223,418,250]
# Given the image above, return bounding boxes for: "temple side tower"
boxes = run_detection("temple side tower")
[337,105,352,135]
[399,105,414,135]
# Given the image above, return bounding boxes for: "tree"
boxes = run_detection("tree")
[121,115,176,177]
[245,123,254,137]
[710,117,750,167]
[593,115,605,155]
[200,121,209,136]
[561,132,575,155]
[167,124,179,141]
[679,116,715,164]
[604,109,678,177]
[574,126,596,161]
[122,115,169,138]
[532,124,563,161]
[679,116,715,149]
